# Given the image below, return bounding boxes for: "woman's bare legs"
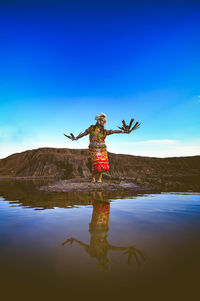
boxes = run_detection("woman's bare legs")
[97,171,103,183]
[91,171,103,183]
[91,171,96,183]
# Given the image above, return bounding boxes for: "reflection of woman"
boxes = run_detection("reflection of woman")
[65,113,130,183]
[62,192,145,270]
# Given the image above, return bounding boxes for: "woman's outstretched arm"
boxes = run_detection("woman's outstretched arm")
[106,129,129,136]
[76,126,91,139]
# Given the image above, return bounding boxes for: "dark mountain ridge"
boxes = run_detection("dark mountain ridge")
[0,147,199,191]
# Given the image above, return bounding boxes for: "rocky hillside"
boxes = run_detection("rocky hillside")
[0,147,199,190]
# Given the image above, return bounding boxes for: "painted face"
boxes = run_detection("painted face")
[99,119,106,126]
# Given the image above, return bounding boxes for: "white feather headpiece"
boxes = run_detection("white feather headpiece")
[95,112,107,120]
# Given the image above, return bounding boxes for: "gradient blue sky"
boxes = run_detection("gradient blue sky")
[0,0,200,158]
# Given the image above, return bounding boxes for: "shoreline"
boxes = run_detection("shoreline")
[0,176,199,193]
[38,178,200,193]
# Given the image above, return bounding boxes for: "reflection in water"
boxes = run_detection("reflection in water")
[0,179,141,210]
[62,192,145,270]
[0,181,200,299]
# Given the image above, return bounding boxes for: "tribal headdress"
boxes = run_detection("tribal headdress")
[95,113,107,121]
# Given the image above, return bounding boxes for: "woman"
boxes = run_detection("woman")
[72,112,129,183]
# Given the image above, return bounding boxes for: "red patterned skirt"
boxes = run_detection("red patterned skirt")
[89,145,110,172]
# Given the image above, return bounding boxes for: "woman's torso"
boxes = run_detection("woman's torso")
[89,125,107,149]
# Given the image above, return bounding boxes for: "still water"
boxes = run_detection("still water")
[0,181,200,300]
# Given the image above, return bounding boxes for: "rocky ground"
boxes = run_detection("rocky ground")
[39,176,200,193]
[39,178,152,192]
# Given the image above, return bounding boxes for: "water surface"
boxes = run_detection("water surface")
[0,181,200,300]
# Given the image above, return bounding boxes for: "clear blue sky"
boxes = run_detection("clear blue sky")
[0,0,200,158]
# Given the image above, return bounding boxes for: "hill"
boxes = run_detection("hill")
[0,147,199,191]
